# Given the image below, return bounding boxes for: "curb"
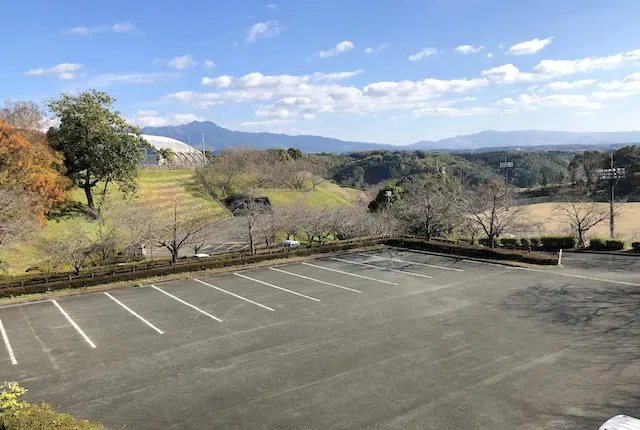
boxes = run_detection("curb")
[387,245,558,269]
[0,245,383,307]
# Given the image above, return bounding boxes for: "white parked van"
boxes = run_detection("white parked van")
[599,415,640,430]
[279,240,300,248]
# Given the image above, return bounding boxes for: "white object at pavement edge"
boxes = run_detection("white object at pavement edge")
[599,415,640,429]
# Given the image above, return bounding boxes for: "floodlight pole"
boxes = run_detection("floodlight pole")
[609,154,615,239]
[499,157,514,193]
[596,154,625,239]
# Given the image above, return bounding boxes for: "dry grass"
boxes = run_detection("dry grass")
[518,202,640,242]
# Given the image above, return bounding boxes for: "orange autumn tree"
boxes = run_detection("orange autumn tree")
[0,120,70,219]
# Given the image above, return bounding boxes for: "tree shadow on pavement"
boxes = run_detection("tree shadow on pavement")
[501,282,640,427]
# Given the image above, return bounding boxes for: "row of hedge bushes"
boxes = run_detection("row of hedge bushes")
[388,238,558,265]
[0,239,385,299]
[589,237,627,251]
[478,236,578,250]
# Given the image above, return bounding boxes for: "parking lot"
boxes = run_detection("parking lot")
[1,248,640,429]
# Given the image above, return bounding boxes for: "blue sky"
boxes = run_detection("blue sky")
[4,0,640,144]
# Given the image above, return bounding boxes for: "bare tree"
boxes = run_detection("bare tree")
[300,206,335,245]
[234,194,271,254]
[42,224,95,274]
[396,174,466,240]
[552,201,610,247]
[466,178,526,248]
[0,188,39,252]
[126,196,221,264]
[0,100,44,133]
[196,148,256,197]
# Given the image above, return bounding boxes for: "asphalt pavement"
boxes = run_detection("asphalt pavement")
[1,248,639,429]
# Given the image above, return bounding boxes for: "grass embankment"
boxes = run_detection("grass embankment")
[0,170,360,275]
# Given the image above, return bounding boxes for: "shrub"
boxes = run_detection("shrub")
[540,236,577,250]
[520,238,531,248]
[500,237,521,248]
[478,237,500,247]
[606,239,626,251]
[1,381,110,430]
[385,238,557,265]
[589,237,607,250]
[632,242,640,252]
[529,237,541,248]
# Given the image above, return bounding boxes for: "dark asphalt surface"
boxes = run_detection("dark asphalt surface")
[1,248,639,429]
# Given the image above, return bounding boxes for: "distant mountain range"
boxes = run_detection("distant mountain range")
[141,121,640,153]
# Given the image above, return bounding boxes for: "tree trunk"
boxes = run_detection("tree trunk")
[578,230,585,248]
[170,249,178,265]
[84,182,94,209]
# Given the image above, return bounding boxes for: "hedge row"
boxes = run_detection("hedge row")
[590,237,627,251]
[387,238,558,265]
[0,240,383,299]
[478,236,577,250]
[633,242,640,251]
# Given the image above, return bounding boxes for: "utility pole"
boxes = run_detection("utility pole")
[385,190,393,238]
[499,157,514,191]
[596,153,626,238]
[201,133,206,164]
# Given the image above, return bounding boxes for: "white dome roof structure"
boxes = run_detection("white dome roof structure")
[141,134,201,154]
[140,134,205,166]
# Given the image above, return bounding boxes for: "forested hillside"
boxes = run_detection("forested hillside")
[324,150,496,188]
[324,150,575,188]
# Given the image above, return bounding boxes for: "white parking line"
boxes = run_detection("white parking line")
[151,285,223,322]
[52,300,97,348]
[0,316,17,365]
[515,267,640,287]
[332,257,434,279]
[302,262,399,286]
[270,267,362,293]
[193,279,275,311]
[234,273,321,302]
[104,292,164,334]
[362,253,464,272]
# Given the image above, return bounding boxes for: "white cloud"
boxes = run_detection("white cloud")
[455,45,483,54]
[166,70,488,121]
[246,21,282,43]
[408,48,439,62]
[591,91,631,100]
[112,22,136,33]
[167,55,198,70]
[412,106,490,116]
[497,93,602,110]
[481,64,535,83]
[152,58,165,67]
[314,40,355,59]
[364,43,389,54]
[62,22,135,35]
[266,3,277,9]
[507,37,553,55]
[203,60,215,69]
[201,75,233,88]
[89,72,181,86]
[532,51,638,78]
[25,63,83,80]
[486,52,494,59]
[543,79,597,91]
[599,73,640,91]
[482,49,640,84]
[62,25,107,35]
[129,110,205,128]
[574,111,596,116]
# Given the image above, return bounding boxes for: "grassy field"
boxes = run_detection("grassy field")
[519,202,640,242]
[0,169,362,274]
